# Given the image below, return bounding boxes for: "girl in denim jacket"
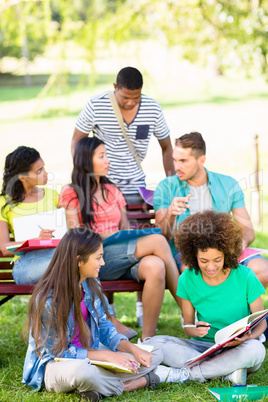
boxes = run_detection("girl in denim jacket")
[23,228,162,401]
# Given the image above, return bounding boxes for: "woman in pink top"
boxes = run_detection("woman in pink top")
[59,137,181,341]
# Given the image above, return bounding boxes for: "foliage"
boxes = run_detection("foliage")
[0,1,51,61]
[1,0,268,79]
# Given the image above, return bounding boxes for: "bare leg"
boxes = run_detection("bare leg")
[246,257,268,288]
[135,234,182,308]
[137,291,142,302]
[138,255,165,340]
[123,376,147,392]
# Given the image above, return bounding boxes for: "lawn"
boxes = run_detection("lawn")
[1,73,268,401]
[1,290,268,402]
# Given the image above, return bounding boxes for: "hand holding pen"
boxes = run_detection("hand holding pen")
[183,322,211,337]
[38,224,55,239]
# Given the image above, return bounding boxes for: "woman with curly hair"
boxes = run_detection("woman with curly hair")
[0,146,58,284]
[145,211,266,385]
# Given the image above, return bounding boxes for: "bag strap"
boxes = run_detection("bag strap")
[109,91,143,172]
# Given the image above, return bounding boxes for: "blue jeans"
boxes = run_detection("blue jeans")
[13,248,56,284]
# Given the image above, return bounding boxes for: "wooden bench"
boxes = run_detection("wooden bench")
[0,202,155,307]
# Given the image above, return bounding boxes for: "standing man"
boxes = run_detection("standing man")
[72,66,174,204]
[153,131,268,288]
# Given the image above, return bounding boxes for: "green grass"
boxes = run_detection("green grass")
[1,288,268,402]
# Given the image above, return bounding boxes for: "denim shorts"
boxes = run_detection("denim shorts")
[13,248,56,285]
[240,254,267,266]
[99,238,141,282]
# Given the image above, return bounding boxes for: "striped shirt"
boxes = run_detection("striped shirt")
[75,91,170,195]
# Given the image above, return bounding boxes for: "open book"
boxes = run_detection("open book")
[186,309,268,367]
[55,344,154,373]
[208,386,268,402]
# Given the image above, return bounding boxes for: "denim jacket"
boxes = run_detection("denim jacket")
[23,279,127,391]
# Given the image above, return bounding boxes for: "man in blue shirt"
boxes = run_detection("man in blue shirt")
[154,132,268,288]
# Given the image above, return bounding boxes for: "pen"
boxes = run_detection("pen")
[183,324,211,328]
[130,361,139,367]
[38,224,55,238]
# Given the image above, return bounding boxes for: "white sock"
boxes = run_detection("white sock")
[136,301,143,318]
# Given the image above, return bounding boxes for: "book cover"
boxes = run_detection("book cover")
[103,227,161,246]
[186,309,268,367]
[209,385,268,401]
[7,239,61,255]
[138,187,154,206]
[239,247,268,263]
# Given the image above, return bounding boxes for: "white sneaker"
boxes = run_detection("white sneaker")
[222,368,247,385]
[153,365,189,383]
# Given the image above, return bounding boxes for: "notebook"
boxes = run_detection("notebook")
[13,208,68,241]
[7,239,61,255]
[208,386,268,401]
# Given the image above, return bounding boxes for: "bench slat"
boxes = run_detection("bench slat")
[0,280,143,296]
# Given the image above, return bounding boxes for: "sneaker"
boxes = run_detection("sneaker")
[77,390,102,401]
[222,368,247,385]
[153,365,189,383]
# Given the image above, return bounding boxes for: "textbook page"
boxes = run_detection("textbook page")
[215,309,268,344]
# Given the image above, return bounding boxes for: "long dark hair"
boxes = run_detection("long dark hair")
[24,228,111,357]
[70,137,112,229]
[1,146,40,212]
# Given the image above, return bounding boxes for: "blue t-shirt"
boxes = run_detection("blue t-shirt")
[177,265,265,343]
[153,168,245,256]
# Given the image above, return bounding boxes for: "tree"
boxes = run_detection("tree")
[1,0,268,79]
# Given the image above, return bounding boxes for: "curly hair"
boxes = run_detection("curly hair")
[174,210,243,274]
[1,146,40,212]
